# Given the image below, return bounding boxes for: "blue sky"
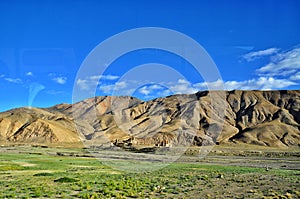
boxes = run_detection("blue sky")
[0,0,300,111]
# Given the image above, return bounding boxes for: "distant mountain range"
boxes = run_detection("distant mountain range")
[0,90,299,148]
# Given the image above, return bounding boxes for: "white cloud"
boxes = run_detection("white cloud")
[139,86,151,95]
[98,84,114,94]
[168,79,197,94]
[76,79,89,90]
[5,78,22,84]
[48,73,67,85]
[138,84,165,96]
[77,78,97,90]
[98,81,127,94]
[78,54,299,99]
[256,47,300,77]
[26,72,33,76]
[195,77,296,91]
[243,47,279,61]
[194,79,225,90]
[76,74,119,91]
[149,84,164,90]
[115,81,127,89]
[232,77,296,90]
[102,75,119,80]
[89,75,119,81]
[159,89,172,96]
[164,77,295,95]
[78,76,297,99]
[52,77,67,85]
[290,71,300,81]
[177,79,190,85]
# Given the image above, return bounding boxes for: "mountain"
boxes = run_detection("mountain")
[0,90,299,148]
[0,107,81,143]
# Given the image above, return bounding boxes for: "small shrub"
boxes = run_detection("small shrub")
[54,177,79,183]
[33,172,54,177]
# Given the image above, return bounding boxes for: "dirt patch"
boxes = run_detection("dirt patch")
[14,161,37,167]
[71,165,94,168]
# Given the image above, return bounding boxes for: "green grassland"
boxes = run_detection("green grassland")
[0,146,299,199]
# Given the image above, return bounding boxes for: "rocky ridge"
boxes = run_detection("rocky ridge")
[0,90,299,148]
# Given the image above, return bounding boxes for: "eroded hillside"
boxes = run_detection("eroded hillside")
[0,90,299,148]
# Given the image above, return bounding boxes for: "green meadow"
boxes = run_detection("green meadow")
[0,146,299,199]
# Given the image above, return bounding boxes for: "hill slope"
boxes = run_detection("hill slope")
[0,90,299,148]
[0,107,81,143]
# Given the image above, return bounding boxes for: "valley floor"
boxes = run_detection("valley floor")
[0,145,299,198]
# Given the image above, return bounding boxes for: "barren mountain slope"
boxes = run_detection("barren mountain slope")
[226,90,300,147]
[0,107,82,143]
[0,90,299,148]
[49,90,300,148]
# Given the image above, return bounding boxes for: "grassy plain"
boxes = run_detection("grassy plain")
[0,145,299,199]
